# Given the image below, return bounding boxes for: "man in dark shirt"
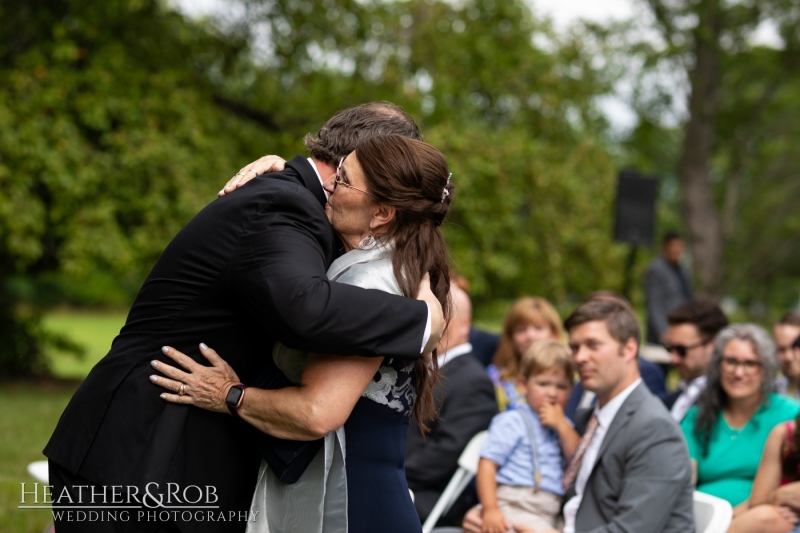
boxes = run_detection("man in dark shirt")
[645,232,692,344]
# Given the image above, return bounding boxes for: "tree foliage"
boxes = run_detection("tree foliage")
[223,0,625,302]
[8,0,798,375]
[0,0,277,376]
[616,0,800,306]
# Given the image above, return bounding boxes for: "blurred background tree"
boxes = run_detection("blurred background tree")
[616,0,800,301]
[182,0,635,303]
[0,0,274,376]
[1,0,799,376]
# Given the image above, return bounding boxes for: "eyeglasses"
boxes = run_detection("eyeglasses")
[334,157,372,195]
[720,356,763,375]
[663,340,706,358]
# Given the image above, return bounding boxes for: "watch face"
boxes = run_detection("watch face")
[226,386,244,407]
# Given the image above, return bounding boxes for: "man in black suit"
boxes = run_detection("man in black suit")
[406,282,498,527]
[44,103,444,533]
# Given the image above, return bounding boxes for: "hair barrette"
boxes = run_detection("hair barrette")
[441,173,452,203]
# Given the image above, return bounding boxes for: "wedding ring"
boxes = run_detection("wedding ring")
[178,384,186,396]
[249,168,258,175]
[235,172,245,177]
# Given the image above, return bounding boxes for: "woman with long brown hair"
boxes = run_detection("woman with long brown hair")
[151,134,453,533]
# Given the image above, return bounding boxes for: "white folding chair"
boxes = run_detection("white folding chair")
[27,460,49,483]
[693,490,733,533]
[422,430,488,533]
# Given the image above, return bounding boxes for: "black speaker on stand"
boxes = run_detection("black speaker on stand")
[613,170,658,299]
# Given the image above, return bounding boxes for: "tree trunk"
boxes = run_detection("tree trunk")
[679,0,723,298]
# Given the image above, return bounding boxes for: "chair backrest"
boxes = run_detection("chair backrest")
[457,430,489,473]
[421,430,488,533]
[693,491,733,533]
[27,461,49,484]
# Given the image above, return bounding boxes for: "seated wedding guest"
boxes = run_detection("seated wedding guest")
[465,298,694,533]
[476,340,579,533]
[565,361,666,420]
[682,324,800,510]
[564,292,666,420]
[775,312,800,398]
[663,299,729,422]
[406,282,498,526]
[470,329,502,368]
[453,275,501,368]
[728,413,800,533]
[487,297,563,411]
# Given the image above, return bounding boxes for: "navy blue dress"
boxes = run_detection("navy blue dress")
[344,357,421,533]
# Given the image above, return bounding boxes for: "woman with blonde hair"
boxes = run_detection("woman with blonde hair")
[487,297,563,411]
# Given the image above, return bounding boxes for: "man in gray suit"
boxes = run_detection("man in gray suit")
[560,298,694,533]
[463,298,695,533]
[645,232,692,344]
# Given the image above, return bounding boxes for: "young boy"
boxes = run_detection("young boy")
[477,339,579,533]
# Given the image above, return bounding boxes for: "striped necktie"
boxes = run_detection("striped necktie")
[562,414,599,491]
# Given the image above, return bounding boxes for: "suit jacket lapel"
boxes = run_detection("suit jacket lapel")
[285,155,327,207]
[595,383,647,462]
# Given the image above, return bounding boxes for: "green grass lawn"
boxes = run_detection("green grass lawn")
[0,381,78,533]
[0,310,126,532]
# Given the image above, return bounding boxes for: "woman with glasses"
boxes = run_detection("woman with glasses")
[682,324,800,513]
[152,134,453,533]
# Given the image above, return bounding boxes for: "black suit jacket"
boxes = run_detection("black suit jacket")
[405,351,498,524]
[44,156,428,528]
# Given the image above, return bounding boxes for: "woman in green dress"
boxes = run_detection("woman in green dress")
[682,324,800,515]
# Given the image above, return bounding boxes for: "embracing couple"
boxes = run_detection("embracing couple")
[44,103,454,533]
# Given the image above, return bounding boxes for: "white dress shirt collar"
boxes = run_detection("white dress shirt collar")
[307,158,329,199]
[594,378,643,428]
[679,375,707,393]
[670,375,707,422]
[437,343,472,368]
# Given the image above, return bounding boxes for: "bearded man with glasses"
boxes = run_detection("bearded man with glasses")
[663,300,729,421]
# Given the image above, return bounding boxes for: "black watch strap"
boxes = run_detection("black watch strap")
[225,384,247,419]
